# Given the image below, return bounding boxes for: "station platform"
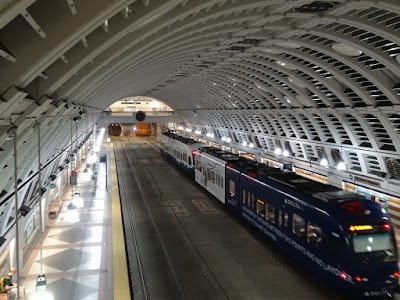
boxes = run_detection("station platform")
[18,143,130,300]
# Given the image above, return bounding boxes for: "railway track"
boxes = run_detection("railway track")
[113,137,227,300]
[112,136,350,300]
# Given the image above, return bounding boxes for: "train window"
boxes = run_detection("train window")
[257,200,265,217]
[284,213,289,227]
[307,223,323,246]
[211,171,215,184]
[188,157,192,166]
[229,180,235,197]
[242,190,247,204]
[251,193,255,209]
[293,214,306,238]
[278,210,283,226]
[267,205,275,223]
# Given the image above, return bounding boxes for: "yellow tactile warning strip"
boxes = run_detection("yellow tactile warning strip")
[110,144,132,300]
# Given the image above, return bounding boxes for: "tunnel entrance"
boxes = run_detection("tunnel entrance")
[108,124,122,136]
[108,123,153,137]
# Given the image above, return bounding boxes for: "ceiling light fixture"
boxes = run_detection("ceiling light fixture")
[288,77,306,88]
[332,43,362,57]
[276,61,297,70]
[263,48,283,54]
[275,41,301,49]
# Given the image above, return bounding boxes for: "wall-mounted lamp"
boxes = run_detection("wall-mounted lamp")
[282,149,289,157]
[274,148,282,155]
[337,161,346,171]
[320,158,328,167]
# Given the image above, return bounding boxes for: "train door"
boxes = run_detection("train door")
[225,165,240,212]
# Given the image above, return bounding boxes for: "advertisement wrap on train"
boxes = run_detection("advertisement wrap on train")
[160,132,399,299]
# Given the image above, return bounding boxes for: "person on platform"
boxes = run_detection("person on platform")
[3,268,25,300]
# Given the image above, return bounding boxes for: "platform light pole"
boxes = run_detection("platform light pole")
[12,126,20,300]
[36,122,47,291]
[37,122,43,274]
[71,118,74,200]
[75,119,78,167]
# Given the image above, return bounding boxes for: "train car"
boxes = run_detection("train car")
[193,147,239,204]
[160,132,206,177]
[212,151,398,298]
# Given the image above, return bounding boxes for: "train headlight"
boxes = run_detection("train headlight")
[340,272,348,280]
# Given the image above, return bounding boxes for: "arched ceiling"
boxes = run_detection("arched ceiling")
[0,0,400,233]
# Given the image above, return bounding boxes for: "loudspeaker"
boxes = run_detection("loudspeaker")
[19,205,32,216]
[135,111,146,121]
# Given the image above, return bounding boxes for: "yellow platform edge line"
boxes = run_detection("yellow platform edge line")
[110,144,132,300]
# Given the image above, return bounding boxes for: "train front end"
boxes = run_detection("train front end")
[340,200,399,298]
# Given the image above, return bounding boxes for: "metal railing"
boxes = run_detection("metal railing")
[104,111,174,117]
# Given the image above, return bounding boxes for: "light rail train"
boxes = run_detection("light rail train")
[160,132,399,298]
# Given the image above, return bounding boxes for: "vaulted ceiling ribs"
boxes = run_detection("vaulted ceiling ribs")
[0,1,399,232]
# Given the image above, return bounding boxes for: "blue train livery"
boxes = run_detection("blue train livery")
[161,134,399,298]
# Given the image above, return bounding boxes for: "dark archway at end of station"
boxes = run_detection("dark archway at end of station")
[108,123,122,136]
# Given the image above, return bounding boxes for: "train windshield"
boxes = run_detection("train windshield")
[352,233,396,262]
